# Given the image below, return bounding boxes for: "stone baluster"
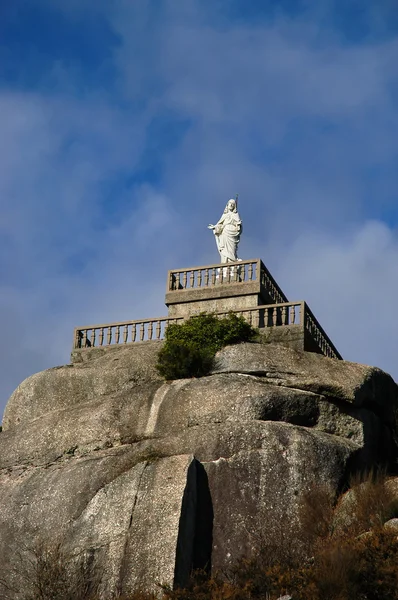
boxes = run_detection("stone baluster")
[156,320,161,339]
[211,269,216,285]
[253,310,260,328]
[140,322,145,341]
[300,303,305,326]
[182,271,187,289]
[248,262,253,281]
[282,306,287,325]
[204,268,209,286]
[82,330,88,347]
[189,271,195,288]
[197,269,202,287]
[272,307,278,326]
[99,327,104,346]
[219,267,224,284]
[148,321,153,340]
[290,305,296,324]
[115,326,120,344]
[91,329,96,347]
[131,323,136,342]
[123,324,128,343]
[107,327,112,345]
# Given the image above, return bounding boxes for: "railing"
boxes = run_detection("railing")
[73,316,183,349]
[168,259,288,305]
[73,301,341,359]
[260,263,288,304]
[168,259,259,290]
[73,305,300,350]
[303,303,342,359]
[215,302,303,329]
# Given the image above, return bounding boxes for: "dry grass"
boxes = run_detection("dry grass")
[0,539,100,600]
[2,471,398,599]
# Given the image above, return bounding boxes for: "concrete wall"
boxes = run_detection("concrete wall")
[257,324,306,352]
[167,294,261,318]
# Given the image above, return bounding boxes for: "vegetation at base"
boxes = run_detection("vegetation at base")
[3,471,398,599]
[156,312,256,380]
[160,470,398,600]
[0,539,99,600]
[161,528,398,600]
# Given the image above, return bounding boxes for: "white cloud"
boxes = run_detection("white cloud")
[274,221,398,374]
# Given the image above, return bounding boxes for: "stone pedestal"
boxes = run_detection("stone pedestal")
[165,258,287,319]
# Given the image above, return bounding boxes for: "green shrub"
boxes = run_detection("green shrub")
[156,312,256,380]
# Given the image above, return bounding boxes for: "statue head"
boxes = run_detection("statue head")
[225,199,237,213]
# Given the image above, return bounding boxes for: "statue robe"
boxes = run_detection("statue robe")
[213,210,242,263]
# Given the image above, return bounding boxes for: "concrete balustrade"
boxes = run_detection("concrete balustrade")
[167,259,288,305]
[259,263,288,305]
[73,301,341,359]
[304,304,341,359]
[168,259,258,290]
[72,258,340,359]
[165,259,289,319]
[73,316,183,349]
[215,301,302,328]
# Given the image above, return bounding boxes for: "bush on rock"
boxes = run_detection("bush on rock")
[156,312,256,380]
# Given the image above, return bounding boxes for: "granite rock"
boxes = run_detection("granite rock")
[0,342,396,596]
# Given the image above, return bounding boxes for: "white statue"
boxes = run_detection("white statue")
[208,198,242,263]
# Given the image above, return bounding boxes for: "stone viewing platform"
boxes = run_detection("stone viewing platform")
[73,258,342,360]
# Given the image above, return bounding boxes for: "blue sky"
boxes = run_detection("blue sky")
[1,0,398,416]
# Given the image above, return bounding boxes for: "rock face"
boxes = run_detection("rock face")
[0,342,397,597]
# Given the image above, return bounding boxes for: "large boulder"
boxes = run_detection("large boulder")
[2,341,163,430]
[213,343,398,424]
[0,342,396,597]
